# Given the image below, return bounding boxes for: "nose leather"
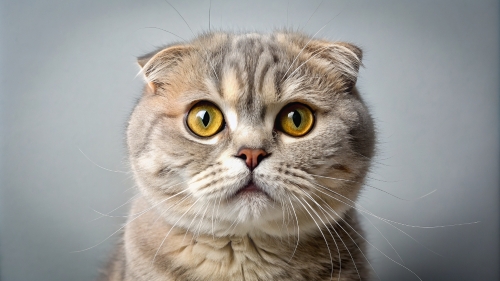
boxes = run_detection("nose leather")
[236,148,268,170]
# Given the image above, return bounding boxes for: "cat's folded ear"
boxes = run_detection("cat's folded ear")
[308,40,363,92]
[137,45,193,93]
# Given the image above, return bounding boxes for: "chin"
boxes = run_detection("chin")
[219,195,282,234]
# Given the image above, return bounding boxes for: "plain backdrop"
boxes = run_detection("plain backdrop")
[0,0,498,280]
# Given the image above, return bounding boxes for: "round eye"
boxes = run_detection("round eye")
[186,101,225,137]
[276,103,314,137]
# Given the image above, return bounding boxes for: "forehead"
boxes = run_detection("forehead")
[216,34,282,121]
[173,33,335,119]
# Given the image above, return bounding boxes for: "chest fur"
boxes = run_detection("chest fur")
[117,198,368,281]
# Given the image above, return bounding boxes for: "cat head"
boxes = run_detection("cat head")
[127,31,374,237]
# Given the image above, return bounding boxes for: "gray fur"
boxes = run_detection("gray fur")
[101,31,375,281]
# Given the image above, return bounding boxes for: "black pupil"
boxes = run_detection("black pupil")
[201,110,210,127]
[291,110,301,127]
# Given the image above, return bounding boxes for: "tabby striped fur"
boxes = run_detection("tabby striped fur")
[100,31,375,281]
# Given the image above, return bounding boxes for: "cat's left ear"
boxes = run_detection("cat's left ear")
[137,49,159,91]
[310,41,363,92]
[137,45,193,93]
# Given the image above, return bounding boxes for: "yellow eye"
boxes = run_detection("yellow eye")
[186,101,225,137]
[277,103,314,137]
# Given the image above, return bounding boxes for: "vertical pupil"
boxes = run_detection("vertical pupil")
[197,110,211,127]
[289,110,302,128]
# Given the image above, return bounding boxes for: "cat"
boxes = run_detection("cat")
[99,30,375,281]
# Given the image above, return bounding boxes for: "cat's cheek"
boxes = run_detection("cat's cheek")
[135,150,161,176]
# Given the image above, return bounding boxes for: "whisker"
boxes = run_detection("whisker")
[90,209,129,219]
[413,189,438,200]
[299,0,325,31]
[301,191,361,280]
[281,11,342,82]
[286,0,289,28]
[365,175,398,183]
[129,184,189,218]
[311,193,381,280]
[348,209,405,266]
[297,189,364,279]
[78,147,128,174]
[158,0,220,82]
[323,204,422,280]
[307,183,423,280]
[208,0,212,31]
[283,45,333,84]
[286,194,300,262]
[311,181,478,230]
[89,193,141,222]
[311,174,434,202]
[140,27,188,42]
[211,194,221,239]
[193,200,211,241]
[279,196,290,235]
[309,181,467,258]
[215,193,224,223]
[282,194,294,244]
[291,194,337,281]
[182,201,208,243]
[280,27,326,82]
[163,0,195,36]
[222,216,240,236]
[73,187,190,253]
[152,197,202,263]
[352,151,390,167]
[152,193,192,224]
[366,214,444,257]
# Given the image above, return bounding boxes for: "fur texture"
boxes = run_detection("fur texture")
[100,31,375,281]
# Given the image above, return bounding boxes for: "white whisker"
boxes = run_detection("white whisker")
[291,194,337,281]
[74,188,189,253]
[280,26,327,82]
[286,194,300,262]
[281,11,343,82]
[211,194,221,239]
[309,181,463,260]
[311,181,475,231]
[311,174,423,201]
[311,193,381,280]
[193,200,211,240]
[140,27,188,42]
[152,193,192,224]
[78,147,128,174]
[182,201,208,243]
[283,45,332,83]
[152,197,202,264]
[299,0,325,31]
[350,209,405,266]
[89,193,141,222]
[301,191,361,280]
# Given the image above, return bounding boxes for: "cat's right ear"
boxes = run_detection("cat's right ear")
[137,45,192,93]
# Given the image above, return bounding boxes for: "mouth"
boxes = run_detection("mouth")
[235,181,268,197]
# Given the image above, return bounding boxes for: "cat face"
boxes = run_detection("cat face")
[127,31,374,237]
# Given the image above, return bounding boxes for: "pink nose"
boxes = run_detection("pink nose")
[236,148,268,170]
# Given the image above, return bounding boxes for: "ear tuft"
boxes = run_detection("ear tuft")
[334,42,363,63]
[304,39,363,92]
[137,45,192,93]
[332,42,363,91]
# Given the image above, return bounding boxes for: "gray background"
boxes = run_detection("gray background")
[0,0,498,280]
